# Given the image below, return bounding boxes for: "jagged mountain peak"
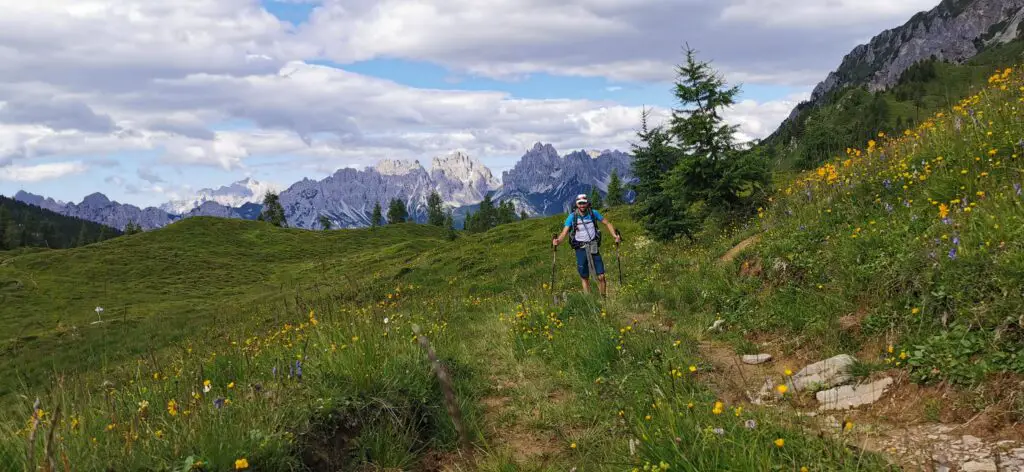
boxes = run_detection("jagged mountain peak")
[374,159,426,176]
[810,0,1024,104]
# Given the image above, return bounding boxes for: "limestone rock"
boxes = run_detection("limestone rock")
[961,459,997,472]
[741,354,772,365]
[788,354,857,392]
[815,377,894,410]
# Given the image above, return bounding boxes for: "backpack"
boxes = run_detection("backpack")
[568,209,601,250]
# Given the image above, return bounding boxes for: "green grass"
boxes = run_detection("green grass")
[16,61,1024,469]
[0,205,898,470]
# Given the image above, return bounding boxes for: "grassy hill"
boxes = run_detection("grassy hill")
[0,209,897,470]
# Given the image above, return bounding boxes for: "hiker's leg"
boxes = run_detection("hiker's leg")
[575,248,591,293]
[593,254,607,296]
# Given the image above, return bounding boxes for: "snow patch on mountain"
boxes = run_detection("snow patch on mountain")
[160,178,280,214]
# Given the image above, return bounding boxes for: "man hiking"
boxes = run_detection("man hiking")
[552,194,621,297]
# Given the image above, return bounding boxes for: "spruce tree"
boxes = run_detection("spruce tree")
[476,194,495,231]
[0,206,8,250]
[633,45,769,241]
[387,198,408,224]
[443,209,457,240]
[589,185,603,209]
[259,191,287,227]
[606,168,624,207]
[318,215,332,231]
[630,107,687,241]
[426,190,445,226]
[371,202,383,227]
[76,222,88,247]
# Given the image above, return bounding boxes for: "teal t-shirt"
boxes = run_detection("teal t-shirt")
[564,209,603,243]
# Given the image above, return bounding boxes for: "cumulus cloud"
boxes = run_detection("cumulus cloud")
[0,161,88,182]
[137,167,165,184]
[296,0,940,84]
[0,0,940,198]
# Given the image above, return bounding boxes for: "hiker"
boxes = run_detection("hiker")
[552,194,621,296]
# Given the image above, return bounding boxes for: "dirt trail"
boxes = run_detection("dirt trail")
[719,234,761,264]
[437,314,573,471]
[695,334,1024,471]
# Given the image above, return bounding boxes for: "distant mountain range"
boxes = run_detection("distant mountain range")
[11,143,636,231]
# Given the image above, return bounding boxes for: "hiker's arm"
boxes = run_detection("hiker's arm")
[602,218,621,242]
[553,226,569,246]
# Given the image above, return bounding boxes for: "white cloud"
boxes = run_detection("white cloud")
[0,0,943,204]
[720,0,939,27]
[0,161,88,182]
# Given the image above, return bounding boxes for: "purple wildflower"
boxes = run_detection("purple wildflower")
[1015,183,1021,196]
[295,360,303,380]
[213,397,225,409]
[883,179,892,189]
[948,247,957,260]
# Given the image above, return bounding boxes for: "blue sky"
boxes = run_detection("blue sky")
[0,0,939,209]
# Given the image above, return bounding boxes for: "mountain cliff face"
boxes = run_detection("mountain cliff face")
[11,144,631,231]
[493,143,635,216]
[14,191,179,231]
[792,0,1024,121]
[277,151,501,229]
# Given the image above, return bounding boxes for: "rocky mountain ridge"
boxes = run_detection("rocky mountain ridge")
[786,0,1024,124]
[11,144,631,231]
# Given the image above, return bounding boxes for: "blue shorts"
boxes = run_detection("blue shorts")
[575,247,605,278]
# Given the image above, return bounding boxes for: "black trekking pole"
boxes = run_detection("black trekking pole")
[614,229,623,286]
[550,233,558,304]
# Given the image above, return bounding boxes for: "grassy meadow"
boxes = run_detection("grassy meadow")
[5,62,1024,472]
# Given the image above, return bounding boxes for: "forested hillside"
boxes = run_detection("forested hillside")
[0,195,123,250]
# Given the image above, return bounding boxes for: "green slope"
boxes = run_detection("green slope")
[763,37,1024,172]
[0,209,895,471]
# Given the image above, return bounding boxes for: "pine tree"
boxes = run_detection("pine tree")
[0,206,8,250]
[76,222,88,247]
[387,198,408,224]
[520,210,529,221]
[669,45,740,164]
[427,190,445,226]
[589,185,604,209]
[318,215,332,231]
[443,209,457,241]
[630,107,687,240]
[475,194,495,231]
[258,191,287,227]
[606,168,624,207]
[371,202,383,227]
[633,45,769,241]
[123,221,143,235]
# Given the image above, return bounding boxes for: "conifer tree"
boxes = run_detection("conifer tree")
[606,168,624,207]
[371,202,383,227]
[258,191,287,227]
[387,198,408,224]
[589,185,603,209]
[427,190,445,226]
[632,45,768,241]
